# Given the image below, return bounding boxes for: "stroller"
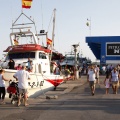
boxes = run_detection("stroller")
[7,80,24,104]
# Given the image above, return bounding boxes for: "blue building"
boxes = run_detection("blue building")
[86,36,120,64]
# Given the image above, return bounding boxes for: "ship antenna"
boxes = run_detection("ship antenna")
[40,0,44,45]
[41,0,44,31]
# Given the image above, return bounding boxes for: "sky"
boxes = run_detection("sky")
[1,0,120,62]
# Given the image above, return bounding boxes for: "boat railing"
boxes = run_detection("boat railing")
[10,30,38,46]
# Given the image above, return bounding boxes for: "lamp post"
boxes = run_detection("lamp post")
[72,44,79,80]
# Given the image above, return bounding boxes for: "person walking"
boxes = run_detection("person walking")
[110,67,120,94]
[87,65,96,96]
[78,66,82,78]
[94,65,100,84]
[104,75,110,94]
[54,66,60,75]
[13,65,30,107]
[0,69,10,104]
[64,66,71,82]
[70,67,75,80]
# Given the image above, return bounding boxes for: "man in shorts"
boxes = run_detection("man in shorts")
[13,65,30,106]
[87,65,96,96]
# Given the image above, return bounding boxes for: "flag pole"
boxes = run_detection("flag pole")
[21,0,23,13]
[22,8,23,13]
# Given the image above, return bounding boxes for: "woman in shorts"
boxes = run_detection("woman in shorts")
[110,67,120,94]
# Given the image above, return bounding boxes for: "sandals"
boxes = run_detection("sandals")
[24,103,29,107]
[17,102,29,107]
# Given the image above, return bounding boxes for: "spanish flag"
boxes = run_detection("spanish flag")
[47,38,52,45]
[22,0,33,9]
[14,39,19,45]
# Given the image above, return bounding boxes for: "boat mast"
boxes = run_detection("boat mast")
[52,8,56,48]
[49,8,56,62]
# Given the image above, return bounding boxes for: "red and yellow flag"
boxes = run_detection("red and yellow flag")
[47,38,52,45]
[22,0,33,9]
[14,39,19,45]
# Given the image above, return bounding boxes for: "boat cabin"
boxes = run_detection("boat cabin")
[0,29,51,75]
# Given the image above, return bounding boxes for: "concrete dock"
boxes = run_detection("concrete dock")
[1,75,120,120]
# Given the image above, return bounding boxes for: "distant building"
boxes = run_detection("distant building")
[86,36,120,64]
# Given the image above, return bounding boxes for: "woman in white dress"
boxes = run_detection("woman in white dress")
[104,75,110,94]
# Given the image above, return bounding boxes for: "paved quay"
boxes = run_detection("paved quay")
[1,75,120,120]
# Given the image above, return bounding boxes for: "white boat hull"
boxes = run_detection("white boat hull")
[4,69,64,98]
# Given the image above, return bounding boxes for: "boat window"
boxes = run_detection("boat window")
[39,52,47,59]
[6,52,35,60]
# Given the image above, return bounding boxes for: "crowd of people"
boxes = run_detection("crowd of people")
[53,64,83,81]
[8,57,33,72]
[87,64,120,96]
[57,63,120,96]
[0,58,32,106]
[1,57,120,106]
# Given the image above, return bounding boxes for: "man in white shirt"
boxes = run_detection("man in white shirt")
[13,65,30,107]
[78,66,82,78]
[102,65,106,75]
[87,65,96,96]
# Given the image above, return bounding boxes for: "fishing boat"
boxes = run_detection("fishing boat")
[60,53,76,67]
[60,51,92,68]
[0,11,66,98]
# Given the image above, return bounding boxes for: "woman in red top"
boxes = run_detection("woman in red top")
[15,64,22,70]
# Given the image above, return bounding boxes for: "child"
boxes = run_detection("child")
[0,69,10,104]
[104,75,110,94]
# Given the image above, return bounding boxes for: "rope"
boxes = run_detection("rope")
[34,63,62,99]
[35,72,47,97]
[34,63,51,98]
